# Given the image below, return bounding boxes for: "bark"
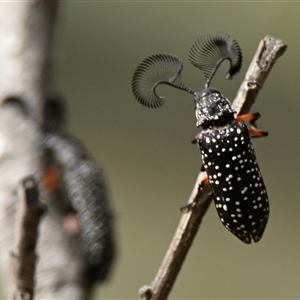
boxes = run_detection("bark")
[0,2,95,299]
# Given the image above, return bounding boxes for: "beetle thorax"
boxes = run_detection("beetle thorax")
[194,88,235,128]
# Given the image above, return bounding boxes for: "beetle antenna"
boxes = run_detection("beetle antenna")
[132,54,194,108]
[188,31,242,87]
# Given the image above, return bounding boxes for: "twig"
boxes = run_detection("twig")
[232,36,288,115]
[138,36,287,300]
[10,176,46,300]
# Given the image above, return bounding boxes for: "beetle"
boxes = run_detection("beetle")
[131,31,269,243]
[43,94,115,281]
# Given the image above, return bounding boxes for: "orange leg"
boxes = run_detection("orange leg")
[249,127,268,138]
[235,112,268,138]
[234,112,261,123]
[200,175,209,188]
[191,132,201,144]
[43,167,60,192]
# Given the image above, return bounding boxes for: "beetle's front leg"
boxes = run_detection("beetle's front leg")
[191,131,201,144]
[235,112,268,138]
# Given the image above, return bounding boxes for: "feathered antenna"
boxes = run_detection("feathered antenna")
[188,31,242,87]
[131,54,194,108]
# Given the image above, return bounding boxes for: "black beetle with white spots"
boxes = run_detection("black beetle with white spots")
[131,31,269,244]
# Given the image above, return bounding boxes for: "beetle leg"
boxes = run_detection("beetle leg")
[248,127,268,138]
[235,112,268,138]
[199,174,210,188]
[234,112,260,123]
[43,167,60,191]
[191,132,201,144]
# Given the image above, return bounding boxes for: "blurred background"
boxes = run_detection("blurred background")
[55,2,298,299]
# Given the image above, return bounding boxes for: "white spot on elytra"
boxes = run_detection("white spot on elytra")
[223,204,228,211]
[241,187,248,194]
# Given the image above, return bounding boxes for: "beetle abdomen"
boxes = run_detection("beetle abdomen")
[199,122,269,243]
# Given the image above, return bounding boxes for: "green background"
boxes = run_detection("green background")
[56,2,298,299]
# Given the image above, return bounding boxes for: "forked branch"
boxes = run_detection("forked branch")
[138,36,287,300]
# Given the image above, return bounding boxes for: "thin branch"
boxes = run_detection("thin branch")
[10,176,46,300]
[232,36,288,115]
[138,36,287,300]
